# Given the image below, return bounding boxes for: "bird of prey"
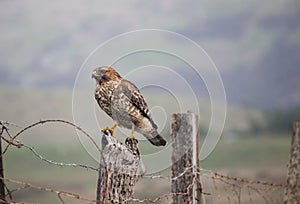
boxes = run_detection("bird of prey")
[92,66,167,146]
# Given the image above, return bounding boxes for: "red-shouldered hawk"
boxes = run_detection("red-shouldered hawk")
[92,66,167,146]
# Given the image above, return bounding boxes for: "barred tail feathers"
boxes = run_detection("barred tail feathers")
[147,134,167,146]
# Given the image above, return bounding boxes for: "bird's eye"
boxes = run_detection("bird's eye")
[100,69,107,75]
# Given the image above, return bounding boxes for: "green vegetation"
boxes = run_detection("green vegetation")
[203,136,290,171]
[246,106,300,135]
[265,107,300,132]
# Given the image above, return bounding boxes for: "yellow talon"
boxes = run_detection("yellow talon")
[127,133,136,140]
[127,124,136,140]
[101,122,118,137]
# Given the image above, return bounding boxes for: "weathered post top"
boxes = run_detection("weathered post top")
[96,130,145,204]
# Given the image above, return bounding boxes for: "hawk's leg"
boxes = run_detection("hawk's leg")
[101,122,118,137]
[127,123,136,139]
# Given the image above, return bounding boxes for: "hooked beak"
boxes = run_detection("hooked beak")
[91,70,97,79]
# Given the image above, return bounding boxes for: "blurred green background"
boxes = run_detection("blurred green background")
[1,0,299,203]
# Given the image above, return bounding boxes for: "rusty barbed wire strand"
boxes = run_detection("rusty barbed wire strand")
[198,167,299,188]
[58,192,66,204]
[0,121,98,171]
[139,166,291,203]
[22,142,99,171]
[0,177,97,203]
[0,124,22,149]
[2,119,101,155]
[143,166,299,190]
[5,185,29,202]
[212,171,298,188]
[143,166,194,181]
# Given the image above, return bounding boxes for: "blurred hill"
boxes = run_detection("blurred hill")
[0,0,300,109]
[0,86,273,142]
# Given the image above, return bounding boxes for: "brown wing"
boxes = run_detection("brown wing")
[119,79,158,129]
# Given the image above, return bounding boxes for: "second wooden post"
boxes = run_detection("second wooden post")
[171,112,203,204]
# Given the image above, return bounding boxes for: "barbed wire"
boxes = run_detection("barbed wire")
[0,177,97,203]
[21,142,98,171]
[0,119,99,171]
[143,166,298,189]
[0,119,297,203]
[2,119,101,155]
[141,167,290,203]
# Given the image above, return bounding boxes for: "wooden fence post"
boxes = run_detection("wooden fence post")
[284,121,300,203]
[171,112,203,204]
[96,130,145,204]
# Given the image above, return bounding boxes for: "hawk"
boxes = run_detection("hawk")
[92,66,167,146]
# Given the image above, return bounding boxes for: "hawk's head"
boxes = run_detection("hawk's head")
[92,67,121,83]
